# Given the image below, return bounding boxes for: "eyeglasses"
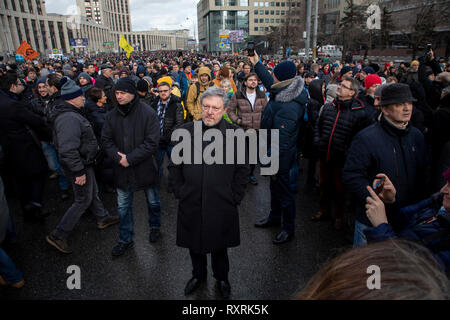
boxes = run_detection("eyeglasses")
[339,83,353,91]
[158,89,170,93]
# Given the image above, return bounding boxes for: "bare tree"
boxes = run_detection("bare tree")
[338,0,366,56]
[266,0,303,56]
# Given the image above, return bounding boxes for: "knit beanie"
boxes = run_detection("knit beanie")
[60,76,83,100]
[78,72,91,81]
[137,79,149,92]
[362,66,375,75]
[364,74,382,90]
[36,77,47,86]
[115,77,137,95]
[340,66,353,77]
[273,61,297,82]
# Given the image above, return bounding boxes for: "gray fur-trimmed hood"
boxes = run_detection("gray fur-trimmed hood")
[272,76,305,103]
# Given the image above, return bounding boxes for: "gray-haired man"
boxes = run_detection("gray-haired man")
[168,87,250,299]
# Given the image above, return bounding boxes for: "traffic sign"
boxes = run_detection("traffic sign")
[219,42,225,49]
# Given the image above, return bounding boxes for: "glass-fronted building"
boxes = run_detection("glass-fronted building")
[206,10,249,51]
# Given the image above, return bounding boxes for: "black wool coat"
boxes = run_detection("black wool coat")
[0,91,49,178]
[168,119,250,253]
[101,96,160,191]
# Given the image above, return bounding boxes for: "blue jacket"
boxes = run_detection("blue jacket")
[176,70,195,103]
[364,194,450,275]
[255,62,308,173]
[343,115,430,230]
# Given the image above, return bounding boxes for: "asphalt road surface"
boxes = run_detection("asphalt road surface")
[1,161,350,300]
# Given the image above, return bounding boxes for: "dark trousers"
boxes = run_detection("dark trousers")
[318,160,345,220]
[268,152,297,233]
[18,174,46,209]
[189,248,229,281]
[52,166,109,240]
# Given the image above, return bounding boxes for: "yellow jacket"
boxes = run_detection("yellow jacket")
[186,67,212,121]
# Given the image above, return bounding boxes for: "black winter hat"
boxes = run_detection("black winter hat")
[340,66,353,77]
[137,79,149,92]
[115,77,137,95]
[379,83,417,106]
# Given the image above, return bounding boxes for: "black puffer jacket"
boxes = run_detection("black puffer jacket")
[150,94,184,146]
[315,97,374,165]
[50,101,99,177]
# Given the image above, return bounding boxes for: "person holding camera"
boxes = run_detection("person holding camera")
[343,83,430,247]
[364,169,450,275]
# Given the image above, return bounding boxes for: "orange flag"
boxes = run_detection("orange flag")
[16,41,40,61]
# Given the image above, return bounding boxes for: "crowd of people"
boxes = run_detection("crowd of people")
[0,48,449,298]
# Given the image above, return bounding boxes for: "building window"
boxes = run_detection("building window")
[281,10,284,15]
[265,1,269,6]
[254,27,258,31]
[240,0,248,5]
[276,18,280,23]
[259,18,263,22]
[276,2,280,6]
[297,2,301,7]
[281,2,285,6]
[265,27,268,31]
[270,2,274,6]
[259,27,264,31]
[265,18,269,23]
[270,10,274,14]
[259,10,263,14]
[281,18,284,23]
[27,0,33,13]
[215,0,223,6]
[229,0,237,6]
[254,10,258,14]
[265,10,269,14]
[254,1,258,6]
[270,18,274,23]
[19,0,24,12]
[254,18,258,23]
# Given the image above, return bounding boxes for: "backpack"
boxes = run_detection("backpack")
[194,81,215,104]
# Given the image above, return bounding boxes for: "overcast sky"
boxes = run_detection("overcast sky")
[45,0,198,36]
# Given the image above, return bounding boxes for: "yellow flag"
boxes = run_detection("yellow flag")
[119,34,134,58]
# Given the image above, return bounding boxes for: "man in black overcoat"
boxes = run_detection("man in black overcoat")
[168,86,250,299]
